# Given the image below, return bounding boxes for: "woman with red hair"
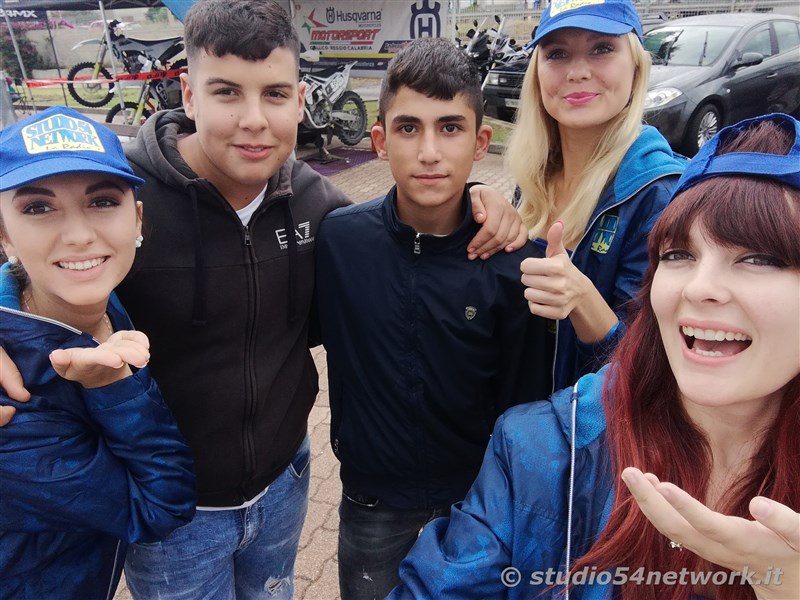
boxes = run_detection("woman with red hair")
[388,113,800,600]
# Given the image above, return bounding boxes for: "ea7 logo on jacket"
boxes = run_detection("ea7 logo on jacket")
[275,222,313,250]
[590,214,618,255]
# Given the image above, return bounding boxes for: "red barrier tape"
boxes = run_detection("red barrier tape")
[24,67,187,88]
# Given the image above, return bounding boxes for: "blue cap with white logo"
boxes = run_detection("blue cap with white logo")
[674,113,800,197]
[532,0,643,47]
[0,106,144,192]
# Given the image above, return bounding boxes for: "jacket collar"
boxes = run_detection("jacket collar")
[381,185,479,255]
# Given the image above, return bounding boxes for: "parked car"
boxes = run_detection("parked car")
[643,12,800,155]
[483,13,670,122]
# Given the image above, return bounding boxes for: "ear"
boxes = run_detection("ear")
[473,124,493,161]
[372,123,388,161]
[135,200,143,238]
[180,72,196,120]
[297,80,307,124]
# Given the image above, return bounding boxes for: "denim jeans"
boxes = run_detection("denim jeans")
[124,435,311,600]
[337,491,450,600]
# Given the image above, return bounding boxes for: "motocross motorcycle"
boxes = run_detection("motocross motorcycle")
[67,19,185,108]
[297,56,368,157]
[104,55,185,125]
[456,15,523,88]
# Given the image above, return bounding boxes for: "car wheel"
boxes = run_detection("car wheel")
[684,104,720,156]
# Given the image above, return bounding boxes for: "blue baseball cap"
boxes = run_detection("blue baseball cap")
[0,106,143,192]
[532,0,643,47]
[674,113,800,197]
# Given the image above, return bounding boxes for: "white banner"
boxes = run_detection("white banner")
[292,1,449,77]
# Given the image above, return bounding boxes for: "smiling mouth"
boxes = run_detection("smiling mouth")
[58,257,107,271]
[681,325,752,357]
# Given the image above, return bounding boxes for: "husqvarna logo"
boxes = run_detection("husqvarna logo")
[326,6,335,23]
[275,221,313,250]
[410,0,441,38]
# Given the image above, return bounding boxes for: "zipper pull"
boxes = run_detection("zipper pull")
[414,233,421,255]
[243,226,252,246]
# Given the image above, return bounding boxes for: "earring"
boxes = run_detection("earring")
[135,235,143,248]
[7,255,18,265]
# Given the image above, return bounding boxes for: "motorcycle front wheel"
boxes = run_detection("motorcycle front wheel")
[332,91,367,146]
[67,62,114,107]
[105,101,152,126]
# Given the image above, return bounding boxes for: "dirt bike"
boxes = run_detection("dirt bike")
[67,19,184,108]
[104,57,185,125]
[297,56,367,158]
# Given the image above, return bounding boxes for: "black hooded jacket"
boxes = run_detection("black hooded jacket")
[120,109,350,506]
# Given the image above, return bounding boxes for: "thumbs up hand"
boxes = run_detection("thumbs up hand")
[520,221,589,321]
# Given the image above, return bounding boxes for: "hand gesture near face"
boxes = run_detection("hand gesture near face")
[622,466,800,600]
[49,331,151,389]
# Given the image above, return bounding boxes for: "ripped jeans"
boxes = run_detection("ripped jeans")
[337,490,450,600]
[124,435,310,600]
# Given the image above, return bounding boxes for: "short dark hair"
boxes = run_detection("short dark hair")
[379,37,483,128]
[184,0,300,63]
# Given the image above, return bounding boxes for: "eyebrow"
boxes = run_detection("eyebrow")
[391,114,468,126]
[205,77,295,92]
[12,179,126,199]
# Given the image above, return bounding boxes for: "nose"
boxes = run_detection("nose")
[239,96,269,132]
[61,212,97,247]
[681,259,732,305]
[566,57,591,82]
[417,130,441,164]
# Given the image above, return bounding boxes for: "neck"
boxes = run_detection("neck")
[22,287,112,342]
[394,190,463,236]
[558,125,604,192]
[177,134,268,210]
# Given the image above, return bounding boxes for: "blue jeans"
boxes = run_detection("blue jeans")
[124,436,311,600]
[337,491,450,600]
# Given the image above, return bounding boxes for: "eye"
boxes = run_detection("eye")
[591,42,615,55]
[442,123,461,134]
[21,201,53,215]
[399,124,416,134]
[266,89,288,100]
[544,48,567,60]
[212,87,237,97]
[89,196,122,209]
[740,254,786,268]
[658,249,693,262]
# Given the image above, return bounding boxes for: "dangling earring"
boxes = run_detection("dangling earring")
[7,255,18,265]
[135,235,144,248]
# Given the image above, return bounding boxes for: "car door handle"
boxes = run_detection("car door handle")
[765,72,777,79]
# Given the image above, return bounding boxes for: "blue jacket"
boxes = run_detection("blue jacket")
[388,367,615,599]
[0,265,196,600]
[316,188,553,510]
[552,126,686,391]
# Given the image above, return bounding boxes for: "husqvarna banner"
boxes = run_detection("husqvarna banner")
[292,1,448,76]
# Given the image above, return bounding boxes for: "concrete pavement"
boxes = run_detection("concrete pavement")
[115,132,515,600]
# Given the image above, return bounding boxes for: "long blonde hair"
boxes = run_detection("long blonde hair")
[506,33,651,245]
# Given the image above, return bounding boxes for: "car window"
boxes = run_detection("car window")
[773,21,800,54]
[738,26,772,57]
[644,26,738,66]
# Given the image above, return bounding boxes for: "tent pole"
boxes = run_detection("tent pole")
[43,13,69,106]
[3,12,37,111]
[98,0,127,115]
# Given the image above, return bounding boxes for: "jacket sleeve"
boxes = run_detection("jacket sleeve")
[387,411,518,599]
[574,175,679,369]
[0,367,196,543]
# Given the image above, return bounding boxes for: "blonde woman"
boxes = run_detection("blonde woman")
[508,0,686,390]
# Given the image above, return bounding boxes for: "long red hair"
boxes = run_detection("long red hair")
[574,120,800,599]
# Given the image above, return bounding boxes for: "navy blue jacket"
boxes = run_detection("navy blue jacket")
[552,126,686,391]
[388,368,615,600]
[316,188,553,510]
[0,265,196,600]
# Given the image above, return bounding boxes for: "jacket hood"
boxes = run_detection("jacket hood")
[550,365,609,451]
[612,125,688,204]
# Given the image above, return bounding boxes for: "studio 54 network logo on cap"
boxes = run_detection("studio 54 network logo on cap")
[551,0,605,16]
[22,113,105,155]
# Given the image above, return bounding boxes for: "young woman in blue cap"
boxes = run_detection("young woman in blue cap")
[0,107,196,599]
[387,113,800,600]
[507,0,687,392]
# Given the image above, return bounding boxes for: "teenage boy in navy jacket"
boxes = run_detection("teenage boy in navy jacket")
[316,37,553,600]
